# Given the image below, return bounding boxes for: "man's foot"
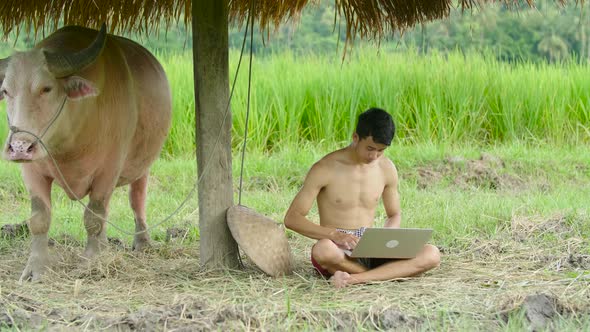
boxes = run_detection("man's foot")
[330,271,355,288]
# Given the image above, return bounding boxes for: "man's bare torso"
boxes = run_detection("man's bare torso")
[317,148,388,230]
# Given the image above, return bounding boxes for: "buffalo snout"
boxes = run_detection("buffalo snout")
[4,136,37,162]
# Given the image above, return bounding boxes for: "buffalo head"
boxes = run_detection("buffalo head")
[0,24,106,162]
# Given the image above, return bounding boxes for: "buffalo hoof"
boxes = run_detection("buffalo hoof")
[132,237,151,252]
[83,236,108,259]
[19,253,50,283]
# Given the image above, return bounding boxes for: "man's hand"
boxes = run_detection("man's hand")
[329,230,359,250]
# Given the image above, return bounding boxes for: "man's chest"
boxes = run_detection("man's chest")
[319,169,385,208]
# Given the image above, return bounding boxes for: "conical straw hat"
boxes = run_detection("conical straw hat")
[226,205,293,277]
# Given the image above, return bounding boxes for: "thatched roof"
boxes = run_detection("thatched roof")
[0,0,546,41]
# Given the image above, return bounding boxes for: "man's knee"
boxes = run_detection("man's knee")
[418,244,441,270]
[312,239,343,265]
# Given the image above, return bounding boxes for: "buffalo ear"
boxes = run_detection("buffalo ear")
[63,76,99,100]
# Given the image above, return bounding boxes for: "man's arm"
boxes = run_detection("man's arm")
[284,162,359,249]
[382,160,401,228]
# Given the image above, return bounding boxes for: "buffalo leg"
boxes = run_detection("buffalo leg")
[83,196,110,258]
[20,166,52,282]
[129,174,150,251]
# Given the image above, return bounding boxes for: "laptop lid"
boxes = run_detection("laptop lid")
[349,228,433,259]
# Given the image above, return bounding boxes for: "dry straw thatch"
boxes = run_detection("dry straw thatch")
[0,0,546,41]
[0,0,188,37]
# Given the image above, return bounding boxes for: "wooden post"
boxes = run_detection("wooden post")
[192,0,239,268]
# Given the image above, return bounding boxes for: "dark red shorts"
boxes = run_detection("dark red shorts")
[311,255,332,278]
[311,229,391,278]
[311,254,391,278]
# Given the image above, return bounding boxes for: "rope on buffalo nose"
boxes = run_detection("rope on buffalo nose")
[39,96,67,140]
[3,96,148,234]
[7,96,66,140]
[7,129,142,236]
[4,16,260,239]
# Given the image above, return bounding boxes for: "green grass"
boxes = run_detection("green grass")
[1,143,589,330]
[1,142,588,247]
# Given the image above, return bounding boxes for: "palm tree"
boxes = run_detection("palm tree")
[538,33,569,62]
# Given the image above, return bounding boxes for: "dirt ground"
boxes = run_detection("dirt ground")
[1,155,589,330]
[1,215,589,331]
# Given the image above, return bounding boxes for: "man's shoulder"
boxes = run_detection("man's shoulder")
[379,156,396,170]
[315,148,348,166]
[378,156,398,183]
[307,149,348,181]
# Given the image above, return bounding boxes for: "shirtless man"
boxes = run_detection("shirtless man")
[284,108,440,288]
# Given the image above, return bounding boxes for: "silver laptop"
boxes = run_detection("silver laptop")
[343,228,433,259]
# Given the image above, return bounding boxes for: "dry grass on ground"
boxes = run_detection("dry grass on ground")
[1,212,589,331]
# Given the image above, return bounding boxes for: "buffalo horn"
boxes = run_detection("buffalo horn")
[44,23,107,78]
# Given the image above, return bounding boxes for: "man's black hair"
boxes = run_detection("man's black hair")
[355,108,395,146]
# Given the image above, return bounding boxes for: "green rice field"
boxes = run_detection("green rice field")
[157,49,590,156]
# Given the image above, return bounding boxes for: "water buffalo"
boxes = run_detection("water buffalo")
[0,24,172,281]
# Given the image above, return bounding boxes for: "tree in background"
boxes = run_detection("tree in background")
[538,33,569,62]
